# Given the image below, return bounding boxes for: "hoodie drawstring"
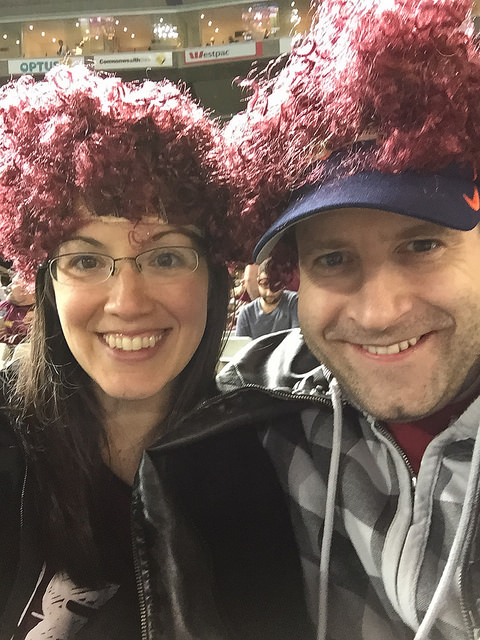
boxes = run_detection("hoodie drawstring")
[413,419,480,640]
[317,378,343,640]
[315,383,480,640]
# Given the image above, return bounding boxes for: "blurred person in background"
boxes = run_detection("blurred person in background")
[235,258,298,338]
[0,274,35,346]
[56,39,68,56]
[227,262,259,330]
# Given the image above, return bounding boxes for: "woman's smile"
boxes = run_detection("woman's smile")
[53,218,209,405]
[102,331,166,351]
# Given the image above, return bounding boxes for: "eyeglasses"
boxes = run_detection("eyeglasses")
[48,246,202,287]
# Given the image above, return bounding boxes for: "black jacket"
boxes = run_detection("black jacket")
[0,389,315,640]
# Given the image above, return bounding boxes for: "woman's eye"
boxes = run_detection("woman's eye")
[69,254,103,271]
[152,250,183,268]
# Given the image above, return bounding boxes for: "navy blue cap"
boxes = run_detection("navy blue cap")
[253,165,480,263]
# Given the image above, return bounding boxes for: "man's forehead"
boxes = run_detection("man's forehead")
[295,207,459,245]
[253,164,480,263]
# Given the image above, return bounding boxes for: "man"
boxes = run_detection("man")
[235,259,299,338]
[218,0,480,638]
[56,39,68,56]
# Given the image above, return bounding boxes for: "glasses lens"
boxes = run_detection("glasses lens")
[138,246,199,279]
[50,253,112,285]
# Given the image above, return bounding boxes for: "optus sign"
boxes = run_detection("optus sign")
[8,57,60,75]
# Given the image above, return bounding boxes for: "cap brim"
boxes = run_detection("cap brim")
[253,168,480,263]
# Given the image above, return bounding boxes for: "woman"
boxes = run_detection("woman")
[0,65,312,640]
[0,65,244,639]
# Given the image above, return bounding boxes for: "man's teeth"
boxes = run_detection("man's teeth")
[105,334,162,351]
[362,337,419,355]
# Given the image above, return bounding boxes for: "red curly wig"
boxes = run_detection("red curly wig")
[0,64,246,283]
[226,0,480,271]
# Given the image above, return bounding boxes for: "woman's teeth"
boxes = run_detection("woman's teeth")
[104,334,162,351]
[362,337,419,355]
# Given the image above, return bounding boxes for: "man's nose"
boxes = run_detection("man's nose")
[346,265,414,331]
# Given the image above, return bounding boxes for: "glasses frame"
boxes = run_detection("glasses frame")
[47,245,203,286]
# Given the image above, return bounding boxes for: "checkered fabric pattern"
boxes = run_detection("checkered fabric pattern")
[218,329,480,640]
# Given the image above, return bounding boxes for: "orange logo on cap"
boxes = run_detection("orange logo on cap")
[463,169,480,211]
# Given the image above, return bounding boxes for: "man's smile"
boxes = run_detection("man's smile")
[359,336,421,355]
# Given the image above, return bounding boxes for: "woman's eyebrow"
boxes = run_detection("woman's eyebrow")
[60,228,201,251]
[59,236,104,249]
[149,229,199,242]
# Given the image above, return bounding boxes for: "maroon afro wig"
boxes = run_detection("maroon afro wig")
[0,64,246,283]
[225,0,480,271]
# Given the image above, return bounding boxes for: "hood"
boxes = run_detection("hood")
[217,329,329,397]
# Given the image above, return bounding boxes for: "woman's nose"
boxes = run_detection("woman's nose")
[103,261,155,318]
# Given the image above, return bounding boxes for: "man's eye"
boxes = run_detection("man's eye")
[318,251,347,267]
[405,239,440,253]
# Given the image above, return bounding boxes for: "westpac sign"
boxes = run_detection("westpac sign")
[184,41,258,65]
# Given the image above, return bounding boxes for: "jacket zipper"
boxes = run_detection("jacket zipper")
[9,465,47,637]
[19,464,27,530]
[377,418,480,640]
[374,421,417,490]
[457,481,480,640]
[458,586,477,640]
[133,560,148,640]
[132,511,149,640]
[227,381,335,406]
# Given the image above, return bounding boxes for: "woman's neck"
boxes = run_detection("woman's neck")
[98,390,171,485]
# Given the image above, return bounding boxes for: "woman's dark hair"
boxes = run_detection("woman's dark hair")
[0,65,242,586]
[10,255,230,586]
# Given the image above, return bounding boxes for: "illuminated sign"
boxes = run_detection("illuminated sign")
[93,52,173,70]
[8,56,85,75]
[184,41,259,65]
[279,37,293,54]
[8,57,60,75]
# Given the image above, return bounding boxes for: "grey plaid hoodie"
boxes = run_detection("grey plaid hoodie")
[217,328,480,640]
